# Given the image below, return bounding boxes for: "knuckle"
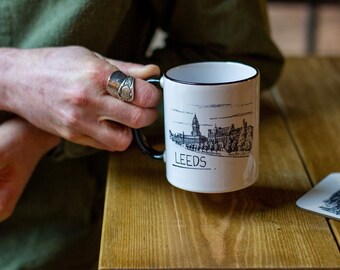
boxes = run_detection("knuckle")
[139,83,152,100]
[88,59,112,89]
[112,128,132,152]
[59,105,83,131]
[114,142,129,152]
[58,116,82,142]
[138,83,158,107]
[64,113,81,130]
[130,108,145,129]
[69,91,91,107]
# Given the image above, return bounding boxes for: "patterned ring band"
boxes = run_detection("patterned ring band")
[106,70,135,102]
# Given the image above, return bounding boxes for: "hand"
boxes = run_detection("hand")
[0,46,161,151]
[0,118,60,221]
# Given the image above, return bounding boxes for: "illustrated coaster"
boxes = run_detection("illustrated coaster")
[296,173,340,221]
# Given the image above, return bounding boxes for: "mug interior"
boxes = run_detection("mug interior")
[165,62,258,85]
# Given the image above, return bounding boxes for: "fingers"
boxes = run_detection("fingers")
[104,75,161,108]
[70,51,162,151]
[99,57,162,126]
[98,97,159,129]
[130,78,162,108]
[101,58,161,79]
[73,94,159,152]
[102,62,162,108]
[68,107,158,152]
[95,121,133,152]
[70,123,133,152]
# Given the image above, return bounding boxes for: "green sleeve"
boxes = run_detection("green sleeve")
[149,0,284,90]
[48,140,100,161]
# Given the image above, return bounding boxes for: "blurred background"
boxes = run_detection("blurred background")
[148,1,340,57]
[268,0,340,56]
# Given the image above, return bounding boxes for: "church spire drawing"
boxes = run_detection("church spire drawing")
[191,114,201,136]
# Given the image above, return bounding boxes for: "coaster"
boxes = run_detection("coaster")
[296,173,340,221]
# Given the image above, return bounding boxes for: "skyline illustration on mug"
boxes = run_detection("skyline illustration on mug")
[169,112,254,158]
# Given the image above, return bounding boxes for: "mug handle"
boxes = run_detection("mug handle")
[132,78,164,161]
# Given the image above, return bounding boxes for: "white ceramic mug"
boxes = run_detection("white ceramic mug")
[133,61,260,193]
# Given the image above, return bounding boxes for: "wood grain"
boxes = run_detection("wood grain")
[274,57,340,245]
[99,62,340,269]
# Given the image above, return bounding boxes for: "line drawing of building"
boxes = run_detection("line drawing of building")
[169,114,254,157]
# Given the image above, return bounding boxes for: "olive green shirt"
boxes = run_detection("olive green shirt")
[0,1,283,269]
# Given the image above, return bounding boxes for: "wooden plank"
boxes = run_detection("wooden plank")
[99,89,339,269]
[273,57,340,245]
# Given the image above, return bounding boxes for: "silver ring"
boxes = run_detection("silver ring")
[106,70,135,102]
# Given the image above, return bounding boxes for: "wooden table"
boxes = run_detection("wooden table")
[98,58,340,269]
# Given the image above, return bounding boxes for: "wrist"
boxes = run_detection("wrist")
[11,117,61,156]
[0,48,21,112]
